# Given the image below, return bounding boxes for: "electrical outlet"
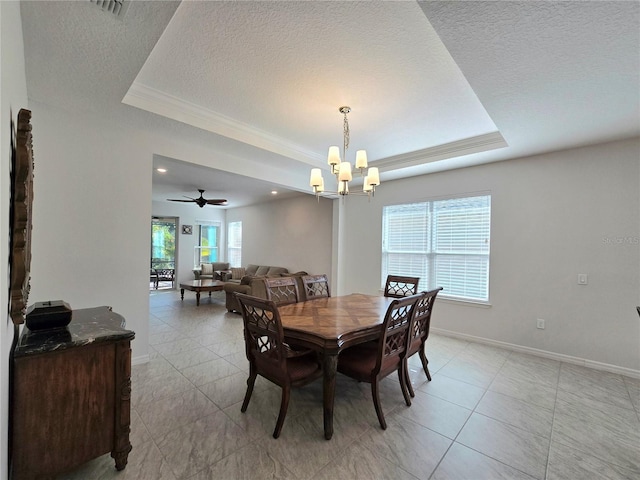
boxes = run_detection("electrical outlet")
[537,319,545,329]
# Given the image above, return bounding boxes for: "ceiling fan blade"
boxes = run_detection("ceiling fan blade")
[167,190,227,206]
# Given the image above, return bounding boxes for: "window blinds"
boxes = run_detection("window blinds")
[382,195,491,302]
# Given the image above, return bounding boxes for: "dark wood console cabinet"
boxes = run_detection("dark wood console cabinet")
[11,306,135,479]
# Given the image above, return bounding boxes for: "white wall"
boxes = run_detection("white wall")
[151,199,226,285]
[1,2,29,479]
[28,102,153,364]
[338,139,640,372]
[226,195,334,281]
[24,97,331,368]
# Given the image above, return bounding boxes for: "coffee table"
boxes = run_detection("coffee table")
[179,280,225,306]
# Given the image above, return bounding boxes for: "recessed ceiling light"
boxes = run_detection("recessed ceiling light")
[271,190,278,195]
[156,168,167,173]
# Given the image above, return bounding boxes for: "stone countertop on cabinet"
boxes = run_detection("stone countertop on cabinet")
[15,306,135,357]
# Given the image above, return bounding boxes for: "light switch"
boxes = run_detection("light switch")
[577,274,588,285]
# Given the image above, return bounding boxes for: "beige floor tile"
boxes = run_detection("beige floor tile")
[359,415,452,478]
[155,411,252,479]
[417,372,486,409]
[547,440,639,480]
[397,389,472,439]
[136,387,220,438]
[311,440,419,480]
[456,413,549,479]
[475,390,554,438]
[188,442,297,480]
[432,442,536,480]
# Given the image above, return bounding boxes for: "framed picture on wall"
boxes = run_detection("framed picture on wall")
[182,225,193,235]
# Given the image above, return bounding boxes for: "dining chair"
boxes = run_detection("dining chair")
[235,293,322,438]
[264,277,300,305]
[302,274,331,299]
[337,293,422,429]
[384,275,420,298]
[404,288,443,397]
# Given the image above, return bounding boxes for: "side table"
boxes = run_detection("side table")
[11,306,135,479]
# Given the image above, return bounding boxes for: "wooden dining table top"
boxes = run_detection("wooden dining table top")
[277,293,395,352]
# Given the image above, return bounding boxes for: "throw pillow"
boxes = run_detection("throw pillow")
[231,267,246,280]
[201,263,213,275]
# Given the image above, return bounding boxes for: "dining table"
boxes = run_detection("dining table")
[277,293,395,440]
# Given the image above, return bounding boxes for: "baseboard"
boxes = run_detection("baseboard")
[430,327,640,379]
[132,354,150,366]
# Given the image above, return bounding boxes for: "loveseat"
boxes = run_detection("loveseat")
[223,264,310,312]
[193,262,230,280]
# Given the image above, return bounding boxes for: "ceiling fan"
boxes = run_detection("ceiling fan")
[167,189,228,208]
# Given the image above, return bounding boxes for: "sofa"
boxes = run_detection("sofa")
[223,264,310,312]
[193,262,230,280]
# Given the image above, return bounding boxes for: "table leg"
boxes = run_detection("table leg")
[196,291,201,306]
[180,289,185,300]
[322,353,339,440]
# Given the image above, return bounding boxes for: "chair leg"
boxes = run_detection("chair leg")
[241,371,257,413]
[398,365,412,406]
[419,344,432,381]
[404,358,416,398]
[371,379,387,430]
[273,386,291,439]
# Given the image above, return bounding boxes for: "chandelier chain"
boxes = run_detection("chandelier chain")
[343,111,350,155]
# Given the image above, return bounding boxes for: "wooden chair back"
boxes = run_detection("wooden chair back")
[302,274,331,299]
[384,275,420,298]
[407,288,443,356]
[264,277,300,305]
[235,292,323,438]
[236,293,288,380]
[376,293,422,377]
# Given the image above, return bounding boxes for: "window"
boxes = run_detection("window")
[227,221,242,267]
[198,224,219,264]
[382,194,491,302]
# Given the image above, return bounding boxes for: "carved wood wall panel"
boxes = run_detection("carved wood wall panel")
[9,108,34,325]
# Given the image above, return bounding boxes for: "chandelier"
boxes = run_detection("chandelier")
[309,106,380,198]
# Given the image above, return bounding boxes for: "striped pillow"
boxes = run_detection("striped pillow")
[231,267,246,280]
[201,263,213,275]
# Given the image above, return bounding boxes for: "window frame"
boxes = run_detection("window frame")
[227,221,242,268]
[381,193,491,304]
[197,223,220,265]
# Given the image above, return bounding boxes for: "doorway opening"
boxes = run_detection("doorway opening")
[150,216,178,290]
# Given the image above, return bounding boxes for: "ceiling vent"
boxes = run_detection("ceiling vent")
[90,0,130,18]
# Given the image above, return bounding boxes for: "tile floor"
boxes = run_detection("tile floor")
[58,290,640,480]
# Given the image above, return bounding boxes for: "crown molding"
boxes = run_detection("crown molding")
[371,132,507,171]
[122,82,323,166]
[123,83,507,175]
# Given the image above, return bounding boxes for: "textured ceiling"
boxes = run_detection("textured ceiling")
[20,1,640,207]
[125,1,500,166]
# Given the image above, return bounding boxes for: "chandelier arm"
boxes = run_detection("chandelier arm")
[311,106,379,201]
